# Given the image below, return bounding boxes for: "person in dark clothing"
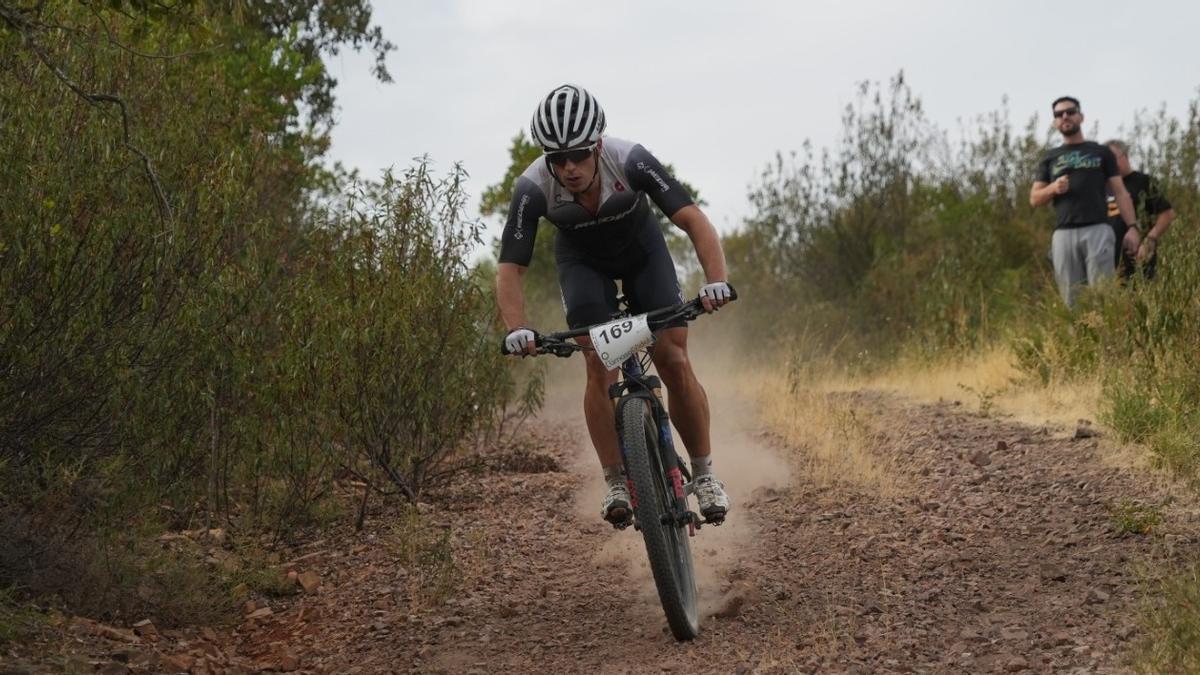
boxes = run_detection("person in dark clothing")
[496,84,732,525]
[1104,139,1177,280]
[1031,96,1139,307]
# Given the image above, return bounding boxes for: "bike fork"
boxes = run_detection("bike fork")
[654,408,702,537]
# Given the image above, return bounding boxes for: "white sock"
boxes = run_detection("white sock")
[603,465,625,488]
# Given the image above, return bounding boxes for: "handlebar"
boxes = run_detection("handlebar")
[500,284,738,357]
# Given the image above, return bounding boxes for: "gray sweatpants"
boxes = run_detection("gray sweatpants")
[1051,223,1116,307]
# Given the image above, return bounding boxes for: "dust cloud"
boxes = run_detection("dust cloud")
[535,327,790,622]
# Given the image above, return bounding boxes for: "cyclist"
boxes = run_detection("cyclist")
[496,84,733,527]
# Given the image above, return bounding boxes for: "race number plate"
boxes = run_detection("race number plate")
[589,314,653,370]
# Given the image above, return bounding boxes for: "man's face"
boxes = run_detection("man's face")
[1053,102,1082,137]
[547,142,599,192]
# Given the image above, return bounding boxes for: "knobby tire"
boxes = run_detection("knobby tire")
[621,398,699,640]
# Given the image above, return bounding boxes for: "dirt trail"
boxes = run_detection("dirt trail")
[10,380,1200,674]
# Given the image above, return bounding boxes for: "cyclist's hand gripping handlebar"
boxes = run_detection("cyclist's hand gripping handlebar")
[699,281,735,313]
[500,327,538,356]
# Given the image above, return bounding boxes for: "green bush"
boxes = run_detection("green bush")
[732,74,1053,361]
[287,165,512,506]
[1,2,514,624]
[733,74,1200,482]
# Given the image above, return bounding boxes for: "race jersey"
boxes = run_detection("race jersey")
[497,137,694,267]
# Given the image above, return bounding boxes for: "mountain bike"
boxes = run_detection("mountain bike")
[501,288,736,640]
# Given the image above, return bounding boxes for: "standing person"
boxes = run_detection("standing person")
[1030,96,1139,307]
[1104,139,1177,280]
[496,84,733,526]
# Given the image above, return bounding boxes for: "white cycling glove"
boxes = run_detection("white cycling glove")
[504,327,538,355]
[699,281,732,304]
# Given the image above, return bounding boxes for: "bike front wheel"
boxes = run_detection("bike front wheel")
[620,398,699,640]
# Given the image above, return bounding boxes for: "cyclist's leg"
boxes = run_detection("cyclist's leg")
[649,327,711,459]
[579,335,622,467]
[621,227,709,460]
[624,226,729,518]
[650,329,730,520]
[555,248,622,470]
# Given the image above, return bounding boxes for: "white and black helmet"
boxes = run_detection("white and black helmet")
[530,84,606,152]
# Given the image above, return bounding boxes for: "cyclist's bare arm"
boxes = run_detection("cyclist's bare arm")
[496,262,529,328]
[670,205,727,282]
[669,204,729,311]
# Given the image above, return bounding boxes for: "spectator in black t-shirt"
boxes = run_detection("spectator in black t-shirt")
[1104,139,1177,280]
[1031,96,1139,307]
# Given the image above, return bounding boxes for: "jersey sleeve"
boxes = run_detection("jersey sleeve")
[625,144,695,218]
[1035,155,1051,183]
[1100,146,1119,178]
[497,176,547,266]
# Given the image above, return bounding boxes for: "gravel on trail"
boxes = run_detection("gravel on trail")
[7,390,1199,674]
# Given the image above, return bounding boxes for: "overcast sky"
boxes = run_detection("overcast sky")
[325,0,1199,251]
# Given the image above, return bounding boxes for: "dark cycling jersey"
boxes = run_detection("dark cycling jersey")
[497,137,695,266]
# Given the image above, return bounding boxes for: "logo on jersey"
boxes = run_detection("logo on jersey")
[614,180,625,192]
[636,161,671,193]
[514,194,530,239]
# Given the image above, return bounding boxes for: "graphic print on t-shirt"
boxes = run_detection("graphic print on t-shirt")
[1051,150,1103,177]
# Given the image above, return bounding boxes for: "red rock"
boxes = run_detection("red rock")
[278,652,301,671]
[160,654,194,673]
[132,619,158,638]
[1004,656,1029,672]
[297,570,321,594]
[94,623,139,643]
[969,451,992,467]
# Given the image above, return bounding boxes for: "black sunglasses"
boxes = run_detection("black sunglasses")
[546,144,597,166]
[1053,107,1079,118]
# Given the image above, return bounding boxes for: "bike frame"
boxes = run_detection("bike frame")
[501,288,736,640]
[500,289,738,533]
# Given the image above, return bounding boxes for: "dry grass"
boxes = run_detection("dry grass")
[857,347,1099,429]
[856,347,1159,472]
[742,344,1162,492]
[745,368,900,497]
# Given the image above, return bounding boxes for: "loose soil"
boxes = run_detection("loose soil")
[6,388,1200,674]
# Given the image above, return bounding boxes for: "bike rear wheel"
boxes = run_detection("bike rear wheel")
[620,398,699,640]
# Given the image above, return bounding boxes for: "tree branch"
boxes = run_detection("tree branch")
[0,0,174,222]
[84,1,221,61]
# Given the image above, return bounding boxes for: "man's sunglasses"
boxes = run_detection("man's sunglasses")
[1053,107,1080,118]
[546,144,597,166]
